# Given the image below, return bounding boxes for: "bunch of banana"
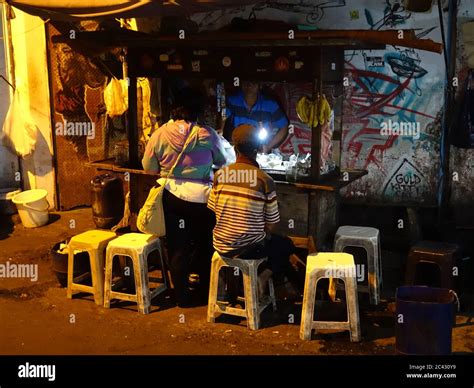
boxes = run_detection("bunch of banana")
[318,95,331,125]
[297,95,332,127]
[296,95,312,124]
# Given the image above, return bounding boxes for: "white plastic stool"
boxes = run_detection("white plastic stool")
[300,252,361,342]
[67,230,116,306]
[207,252,277,330]
[103,233,167,314]
[334,226,382,305]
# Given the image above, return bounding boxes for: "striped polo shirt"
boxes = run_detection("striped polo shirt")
[224,91,289,141]
[207,156,280,254]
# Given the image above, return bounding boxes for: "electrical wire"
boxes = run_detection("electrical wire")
[0,74,14,89]
[0,18,50,40]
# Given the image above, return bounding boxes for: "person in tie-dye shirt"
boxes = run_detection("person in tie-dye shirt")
[143,87,227,307]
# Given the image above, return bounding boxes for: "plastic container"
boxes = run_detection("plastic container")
[90,174,124,229]
[0,188,21,215]
[51,240,91,287]
[12,189,49,228]
[395,286,455,355]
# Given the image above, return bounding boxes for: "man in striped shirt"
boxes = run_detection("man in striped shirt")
[208,124,295,291]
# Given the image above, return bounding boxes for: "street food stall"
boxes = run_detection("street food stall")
[50,27,437,250]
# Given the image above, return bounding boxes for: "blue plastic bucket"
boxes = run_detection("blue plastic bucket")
[395,286,455,355]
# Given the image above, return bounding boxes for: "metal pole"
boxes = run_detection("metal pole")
[437,0,457,226]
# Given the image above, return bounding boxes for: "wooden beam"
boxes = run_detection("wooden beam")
[51,29,442,53]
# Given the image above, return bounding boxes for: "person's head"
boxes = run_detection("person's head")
[170,87,204,122]
[232,124,260,160]
[241,81,259,98]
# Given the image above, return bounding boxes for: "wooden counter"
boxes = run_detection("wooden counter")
[87,159,366,250]
[270,169,367,251]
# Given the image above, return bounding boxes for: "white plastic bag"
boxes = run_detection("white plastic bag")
[104,77,128,117]
[218,133,236,165]
[1,88,38,158]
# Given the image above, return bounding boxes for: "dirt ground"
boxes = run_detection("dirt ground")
[1,208,473,355]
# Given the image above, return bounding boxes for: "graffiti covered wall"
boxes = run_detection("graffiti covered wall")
[192,0,473,206]
[342,46,443,205]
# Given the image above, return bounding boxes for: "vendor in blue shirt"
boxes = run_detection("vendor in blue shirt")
[222,81,290,154]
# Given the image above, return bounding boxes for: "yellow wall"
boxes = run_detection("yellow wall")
[0,5,19,188]
[7,5,55,207]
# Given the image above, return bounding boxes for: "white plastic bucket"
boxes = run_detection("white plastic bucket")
[12,189,49,228]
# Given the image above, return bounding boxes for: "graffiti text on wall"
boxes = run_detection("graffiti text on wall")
[364,1,411,30]
[382,158,425,201]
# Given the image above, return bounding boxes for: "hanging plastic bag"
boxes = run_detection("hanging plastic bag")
[1,88,38,158]
[104,77,128,117]
[217,133,236,165]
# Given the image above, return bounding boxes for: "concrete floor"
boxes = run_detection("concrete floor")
[0,208,473,355]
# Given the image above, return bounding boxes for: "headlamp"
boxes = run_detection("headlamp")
[258,127,268,141]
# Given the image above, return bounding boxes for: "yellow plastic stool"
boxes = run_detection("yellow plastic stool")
[300,252,361,342]
[103,233,167,314]
[67,230,116,306]
[207,252,276,330]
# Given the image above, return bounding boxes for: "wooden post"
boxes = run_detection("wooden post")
[128,75,139,168]
[310,48,323,182]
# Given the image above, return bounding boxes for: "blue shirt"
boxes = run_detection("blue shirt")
[224,91,289,141]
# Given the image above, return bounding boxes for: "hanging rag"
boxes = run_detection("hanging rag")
[137,77,153,141]
[104,77,154,140]
[1,87,38,158]
[104,77,128,117]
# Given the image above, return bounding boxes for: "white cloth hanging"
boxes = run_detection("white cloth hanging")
[1,87,38,158]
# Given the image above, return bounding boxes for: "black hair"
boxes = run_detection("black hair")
[170,87,204,122]
[232,124,260,158]
[234,142,259,158]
